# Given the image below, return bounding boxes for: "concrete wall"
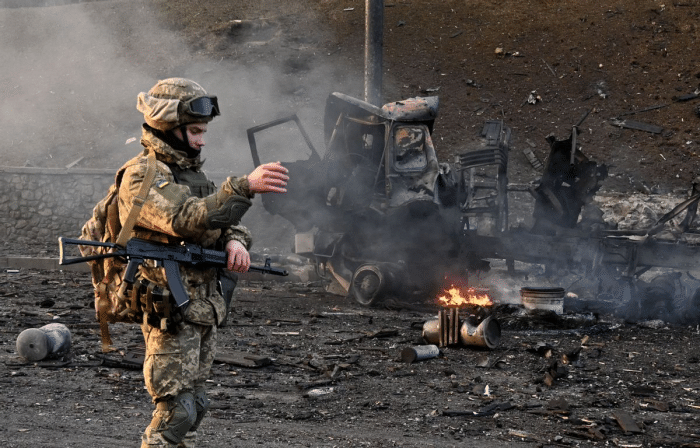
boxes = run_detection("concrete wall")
[0,167,233,247]
[0,167,115,247]
[0,166,294,258]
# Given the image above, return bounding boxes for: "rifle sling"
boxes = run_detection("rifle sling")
[99,150,158,352]
[116,150,158,247]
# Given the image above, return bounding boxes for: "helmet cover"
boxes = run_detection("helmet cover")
[136,78,218,131]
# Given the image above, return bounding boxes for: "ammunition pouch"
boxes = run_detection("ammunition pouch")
[118,279,184,333]
[205,195,252,229]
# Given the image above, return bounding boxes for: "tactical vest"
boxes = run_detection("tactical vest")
[167,161,237,328]
[167,163,216,198]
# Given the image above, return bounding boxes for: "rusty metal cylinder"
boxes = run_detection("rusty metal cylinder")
[422,310,461,347]
[423,314,501,349]
[422,319,440,345]
[459,315,501,349]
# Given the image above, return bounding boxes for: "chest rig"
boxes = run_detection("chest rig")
[167,163,216,198]
[122,162,219,334]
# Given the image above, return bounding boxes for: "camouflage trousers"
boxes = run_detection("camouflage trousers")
[140,321,217,448]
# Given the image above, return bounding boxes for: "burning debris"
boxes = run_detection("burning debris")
[422,285,501,349]
[3,264,700,448]
[437,286,492,308]
[246,93,700,325]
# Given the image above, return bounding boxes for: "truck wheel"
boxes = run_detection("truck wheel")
[351,264,387,306]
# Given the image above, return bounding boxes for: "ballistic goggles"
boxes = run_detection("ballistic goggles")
[185,96,220,118]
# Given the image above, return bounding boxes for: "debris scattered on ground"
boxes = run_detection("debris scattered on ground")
[2,268,700,446]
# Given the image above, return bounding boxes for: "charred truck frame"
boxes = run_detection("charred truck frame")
[248,92,700,322]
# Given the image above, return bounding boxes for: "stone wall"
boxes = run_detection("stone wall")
[0,166,295,257]
[0,167,115,247]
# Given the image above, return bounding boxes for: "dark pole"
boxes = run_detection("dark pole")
[364,0,383,106]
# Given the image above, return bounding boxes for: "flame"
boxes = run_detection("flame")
[437,286,493,307]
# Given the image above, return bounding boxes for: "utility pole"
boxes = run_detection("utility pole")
[364,0,384,106]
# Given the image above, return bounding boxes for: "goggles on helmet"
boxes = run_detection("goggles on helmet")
[185,96,220,118]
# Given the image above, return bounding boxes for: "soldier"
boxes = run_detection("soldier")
[123,78,288,448]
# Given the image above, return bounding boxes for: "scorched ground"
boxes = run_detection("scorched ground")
[1,268,699,447]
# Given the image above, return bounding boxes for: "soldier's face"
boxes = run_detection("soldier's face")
[176,123,208,150]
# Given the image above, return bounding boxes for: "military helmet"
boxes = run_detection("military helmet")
[136,78,220,131]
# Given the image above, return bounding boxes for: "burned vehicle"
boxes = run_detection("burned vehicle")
[248,92,700,323]
[248,92,511,305]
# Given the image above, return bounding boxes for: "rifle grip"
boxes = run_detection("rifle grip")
[123,258,142,284]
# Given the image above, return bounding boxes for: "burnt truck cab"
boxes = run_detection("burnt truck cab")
[248,92,462,303]
[321,92,444,217]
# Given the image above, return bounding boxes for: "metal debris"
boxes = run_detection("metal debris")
[400,344,439,363]
[64,157,84,169]
[610,118,664,134]
[522,147,544,170]
[613,410,643,434]
[674,90,700,102]
[215,351,271,368]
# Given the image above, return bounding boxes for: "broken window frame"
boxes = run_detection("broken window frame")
[338,115,391,199]
[389,124,430,173]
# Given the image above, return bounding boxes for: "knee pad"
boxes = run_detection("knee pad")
[152,392,197,444]
[190,388,211,431]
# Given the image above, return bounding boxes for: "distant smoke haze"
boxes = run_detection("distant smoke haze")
[0,0,358,259]
[0,0,357,172]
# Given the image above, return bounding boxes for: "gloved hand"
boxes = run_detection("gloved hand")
[247,162,289,193]
[226,240,250,273]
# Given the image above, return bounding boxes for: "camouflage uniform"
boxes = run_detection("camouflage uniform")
[120,78,254,448]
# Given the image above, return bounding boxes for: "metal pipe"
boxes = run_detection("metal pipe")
[16,323,71,361]
[401,344,440,363]
[364,0,384,106]
[459,315,501,349]
[423,313,501,350]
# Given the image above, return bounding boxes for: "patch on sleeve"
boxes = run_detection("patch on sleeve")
[155,179,170,189]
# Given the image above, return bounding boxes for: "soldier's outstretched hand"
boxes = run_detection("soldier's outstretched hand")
[247,162,289,193]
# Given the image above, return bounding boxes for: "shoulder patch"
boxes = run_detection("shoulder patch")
[156,179,170,189]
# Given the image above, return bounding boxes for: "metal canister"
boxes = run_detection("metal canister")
[16,323,71,362]
[520,287,565,314]
[401,344,440,363]
[459,315,501,349]
[421,319,440,344]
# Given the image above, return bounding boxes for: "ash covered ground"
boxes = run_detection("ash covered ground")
[1,268,700,448]
[2,0,700,447]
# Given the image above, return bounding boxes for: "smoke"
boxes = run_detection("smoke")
[453,255,700,325]
[1,1,150,168]
[0,1,358,171]
[0,0,368,257]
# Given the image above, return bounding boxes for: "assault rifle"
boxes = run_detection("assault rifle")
[58,237,288,308]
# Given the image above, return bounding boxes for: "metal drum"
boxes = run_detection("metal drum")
[520,287,565,314]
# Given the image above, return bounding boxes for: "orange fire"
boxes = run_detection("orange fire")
[437,286,493,308]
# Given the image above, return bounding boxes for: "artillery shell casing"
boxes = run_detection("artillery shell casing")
[401,344,440,363]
